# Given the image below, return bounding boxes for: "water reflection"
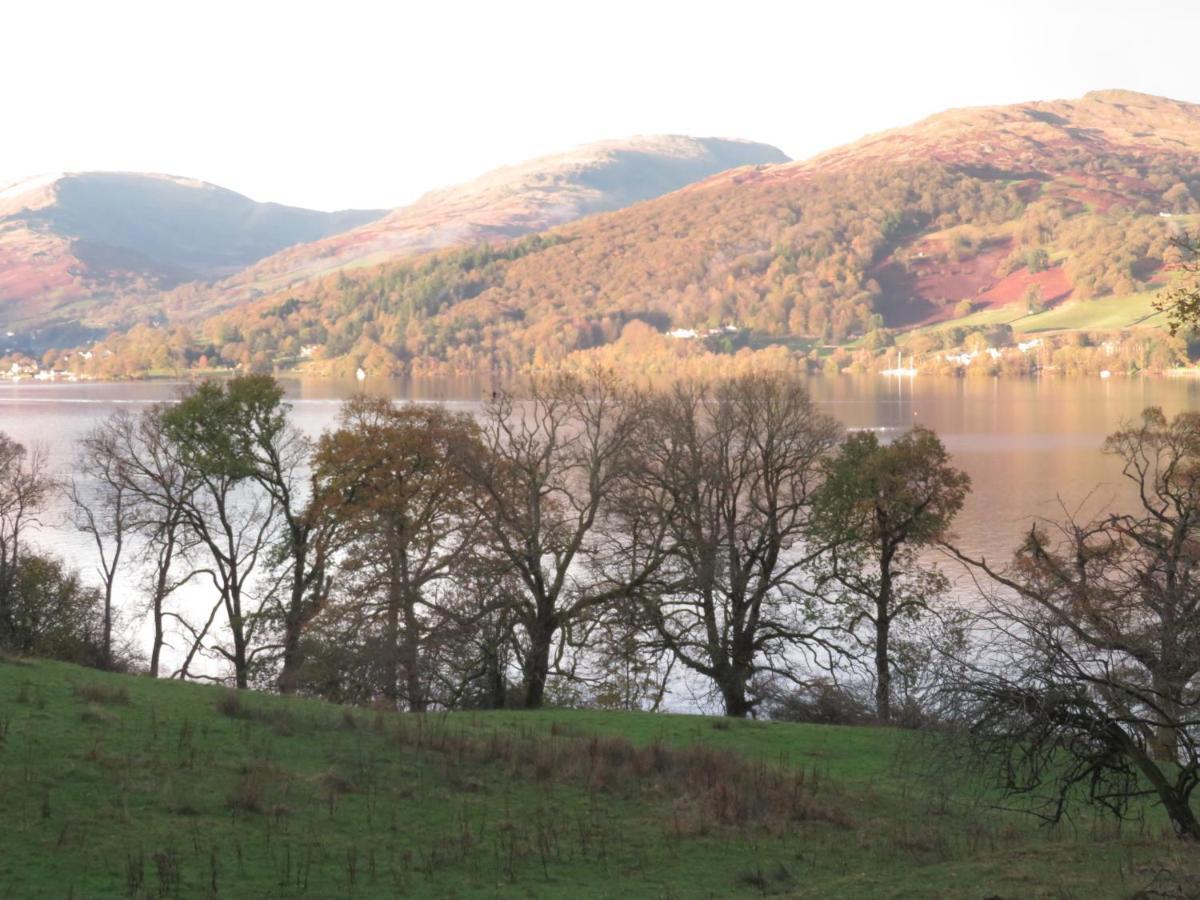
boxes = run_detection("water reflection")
[1,372,1197,589]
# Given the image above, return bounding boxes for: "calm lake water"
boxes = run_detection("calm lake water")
[2,374,1198,675]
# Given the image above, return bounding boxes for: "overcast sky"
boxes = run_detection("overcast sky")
[4,0,1198,211]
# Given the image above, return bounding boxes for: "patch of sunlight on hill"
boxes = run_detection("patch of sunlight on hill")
[1020,291,1165,332]
[910,290,1167,339]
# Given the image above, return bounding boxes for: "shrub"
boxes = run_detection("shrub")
[0,554,108,668]
[762,680,872,725]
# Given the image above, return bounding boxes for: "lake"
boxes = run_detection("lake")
[2,373,1197,674]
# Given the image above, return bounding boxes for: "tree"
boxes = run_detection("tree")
[948,408,1200,839]
[126,407,198,678]
[1023,284,1045,315]
[3,553,105,666]
[161,378,284,688]
[312,397,483,709]
[462,370,649,709]
[0,433,53,645]
[1156,233,1200,336]
[621,372,840,717]
[1025,247,1050,274]
[964,331,989,354]
[812,427,969,721]
[216,375,338,694]
[70,407,200,677]
[68,422,134,669]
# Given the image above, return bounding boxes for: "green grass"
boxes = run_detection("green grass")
[909,290,1167,341]
[1018,291,1165,333]
[0,657,1194,898]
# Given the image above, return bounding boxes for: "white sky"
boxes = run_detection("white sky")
[3,0,1198,212]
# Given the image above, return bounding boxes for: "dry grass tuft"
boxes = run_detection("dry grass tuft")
[72,682,130,706]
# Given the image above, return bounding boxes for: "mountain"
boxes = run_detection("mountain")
[186,135,791,314]
[152,90,1199,378]
[0,172,384,346]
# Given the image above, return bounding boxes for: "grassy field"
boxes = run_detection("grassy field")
[0,658,1195,898]
[908,290,1167,340]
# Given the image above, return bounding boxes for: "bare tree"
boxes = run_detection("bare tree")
[462,370,652,709]
[74,407,199,677]
[68,422,134,669]
[947,407,1200,839]
[619,373,840,717]
[126,407,198,678]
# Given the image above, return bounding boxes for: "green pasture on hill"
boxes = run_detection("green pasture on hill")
[0,657,1194,898]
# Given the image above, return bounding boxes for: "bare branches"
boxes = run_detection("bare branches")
[614,371,840,717]
[945,406,1200,839]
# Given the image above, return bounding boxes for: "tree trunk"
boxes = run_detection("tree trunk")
[229,589,249,690]
[875,604,892,722]
[1126,736,1200,840]
[718,668,753,718]
[277,617,305,695]
[276,550,311,695]
[401,594,425,712]
[102,582,113,670]
[150,599,163,678]
[232,634,249,689]
[148,524,178,679]
[522,619,555,709]
[1150,673,1181,763]
[1163,789,1200,840]
[486,644,507,709]
[383,577,402,706]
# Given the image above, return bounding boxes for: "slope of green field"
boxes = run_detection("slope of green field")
[0,657,1193,898]
[912,291,1166,339]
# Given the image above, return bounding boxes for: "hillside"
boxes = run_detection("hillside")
[0,657,1193,898]
[178,135,790,317]
[147,90,1200,378]
[0,173,383,349]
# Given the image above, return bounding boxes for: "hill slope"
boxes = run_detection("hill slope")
[0,657,1191,897]
[0,173,383,346]
[167,90,1200,377]
[187,135,790,314]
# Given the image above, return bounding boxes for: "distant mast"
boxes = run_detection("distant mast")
[882,350,916,378]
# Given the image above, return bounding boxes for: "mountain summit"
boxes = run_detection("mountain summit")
[202,135,790,305]
[0,172,383,339]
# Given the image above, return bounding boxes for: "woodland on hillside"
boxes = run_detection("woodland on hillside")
[47,147,1197,380]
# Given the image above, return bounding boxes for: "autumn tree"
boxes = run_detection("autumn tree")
[311,397,483,709]
[1156,233,1200,336]
[812,426,969,721]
